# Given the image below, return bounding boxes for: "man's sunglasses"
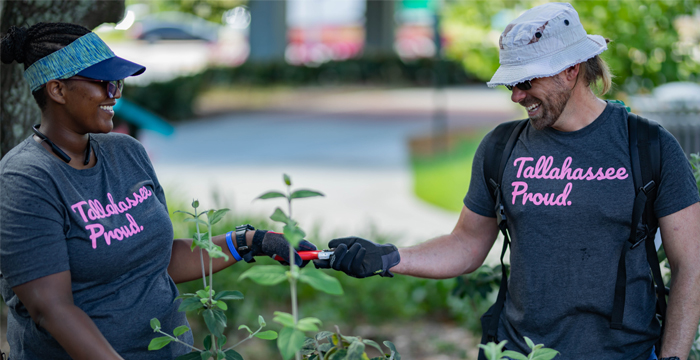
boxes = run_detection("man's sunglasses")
[505,80,532,91]
[63,78,124,98]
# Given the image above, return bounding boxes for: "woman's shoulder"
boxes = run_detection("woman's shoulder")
[92,132,143,149]
[0,137,50,173]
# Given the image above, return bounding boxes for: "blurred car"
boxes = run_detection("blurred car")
[130,12,220,43]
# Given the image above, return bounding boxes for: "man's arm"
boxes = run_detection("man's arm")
[390,205,499,279]
[658,202,700,359]
[12,271,124,360]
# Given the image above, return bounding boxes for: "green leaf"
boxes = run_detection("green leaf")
[524,336,536,350]
[208,208,230,226]
[283,225,305,248]
[316,331,334,341]
[218,336,227,350]
[238,324,252,334]
[362,339,385,356]
[173,210,195,217]
[217,350,226,360]
[383,341,401,360]
[239,265,288,286]
[224,349,244,360]
[529,348,560,360]
[215,290,244,301]
[203,309,226,338]
[184,218,209,227]
[299,268,344,295]
[258,315,266,327]
[255,330,278,340]
[270,207,293,225]
[178,297,204,312]
[290,189,324,199]
[204,335,212,350]
[502,351,529,360]
[217,301,228,311]
[273,311,296,328]
[193,232,209,241]
[346,340,365,360]
[200,351,212,360]
[196,290,210,299]
[283,174,292,186]
[150,318,161,331]
[207,246,229,261]
[296,317,322,332]
[328,349,348,360]
[173,325,190,337]
[175,352,202,360]
[257,191,287,200]
[148,336,172,350]
[478,341,507,360]
[278,327,306,360]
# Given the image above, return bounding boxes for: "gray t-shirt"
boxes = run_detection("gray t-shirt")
[464,102,700,360]
[0,133,192,359]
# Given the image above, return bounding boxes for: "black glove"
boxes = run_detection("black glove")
[314,237,400,278]
[252,230,317,268]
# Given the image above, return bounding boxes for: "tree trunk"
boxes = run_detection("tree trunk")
[0,0,125,159]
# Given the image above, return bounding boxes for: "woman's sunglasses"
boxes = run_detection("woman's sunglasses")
[505,80,532,91]
[63,78,124,98]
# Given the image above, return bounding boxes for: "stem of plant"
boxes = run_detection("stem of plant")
[208,217,216,353]
[193,206,207,289]
[225,324,265,351]
[157,330,203,352]
[287,189,301,360]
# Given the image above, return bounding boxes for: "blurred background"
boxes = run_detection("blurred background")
[2,0,700,359]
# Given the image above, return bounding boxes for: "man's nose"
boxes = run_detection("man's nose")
[511,87,527,103]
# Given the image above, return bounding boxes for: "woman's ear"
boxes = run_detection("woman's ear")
[45,79,67,105]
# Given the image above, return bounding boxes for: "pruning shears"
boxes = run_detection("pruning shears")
[273,250,334,262]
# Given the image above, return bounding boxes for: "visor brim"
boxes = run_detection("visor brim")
[77,56,146,81]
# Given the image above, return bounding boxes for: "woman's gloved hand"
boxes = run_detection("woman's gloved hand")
[252,230,317,268]
[313,236,400,278]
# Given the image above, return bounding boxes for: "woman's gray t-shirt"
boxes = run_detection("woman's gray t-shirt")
[0,133,192,359]
[464,103,700,360]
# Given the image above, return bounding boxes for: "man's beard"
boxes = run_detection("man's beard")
[523,77,572,131]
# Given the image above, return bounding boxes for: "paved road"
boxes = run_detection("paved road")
[140,86,522,254]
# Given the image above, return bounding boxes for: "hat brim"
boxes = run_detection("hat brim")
[77,56,146,81]
[487,35,607,88]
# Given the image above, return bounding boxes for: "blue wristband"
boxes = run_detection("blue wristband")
[226,231,243,262]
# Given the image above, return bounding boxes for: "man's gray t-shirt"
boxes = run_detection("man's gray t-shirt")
[0,133,192,359]
[464,103,700,360]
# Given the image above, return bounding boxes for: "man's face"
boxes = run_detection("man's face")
[511,74,572,131]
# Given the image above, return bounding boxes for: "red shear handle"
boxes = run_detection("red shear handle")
[273,250,322,262]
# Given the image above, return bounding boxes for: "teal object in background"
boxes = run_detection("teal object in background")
[609,99,631,112]
[113,98,174,136]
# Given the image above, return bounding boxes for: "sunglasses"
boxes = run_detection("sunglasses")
[63,78,124,98]
[505,80,532,91]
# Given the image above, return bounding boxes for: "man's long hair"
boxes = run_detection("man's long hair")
[578,39,614,95]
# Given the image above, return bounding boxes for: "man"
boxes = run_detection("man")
[315,3,700,360]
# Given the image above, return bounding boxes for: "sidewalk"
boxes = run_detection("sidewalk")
[140,86,522,263]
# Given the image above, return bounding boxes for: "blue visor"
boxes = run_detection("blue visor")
[24,32,145,92]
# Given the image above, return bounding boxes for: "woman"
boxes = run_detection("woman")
[0,23,314,360]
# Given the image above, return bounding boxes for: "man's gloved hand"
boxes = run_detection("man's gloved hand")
[313,237,400,278]
[252,230,317,268]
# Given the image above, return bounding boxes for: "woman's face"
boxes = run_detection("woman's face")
[61,76,121,134]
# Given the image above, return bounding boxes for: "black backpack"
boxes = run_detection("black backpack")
[477,111,667,359]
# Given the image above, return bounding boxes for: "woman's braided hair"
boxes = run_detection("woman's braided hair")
[1,22,91,109]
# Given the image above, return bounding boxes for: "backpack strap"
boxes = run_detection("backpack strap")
[611,112,664,334]
[480,119,528,346]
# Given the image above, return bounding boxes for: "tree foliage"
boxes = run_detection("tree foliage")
[443,0,700,95]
